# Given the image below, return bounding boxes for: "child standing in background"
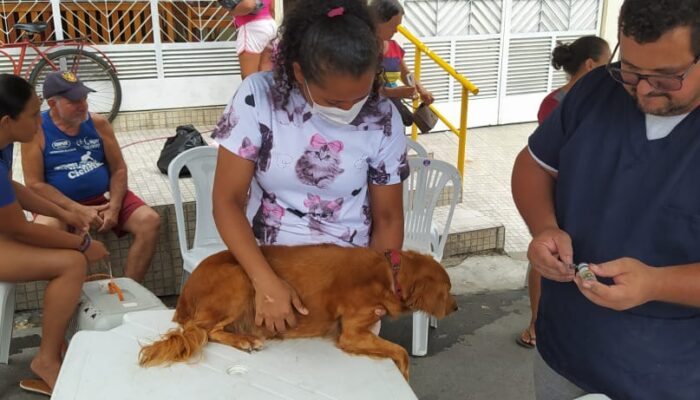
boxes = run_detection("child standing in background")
[227,0,277,79]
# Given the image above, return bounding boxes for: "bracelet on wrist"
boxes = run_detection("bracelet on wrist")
[78,233,92,253]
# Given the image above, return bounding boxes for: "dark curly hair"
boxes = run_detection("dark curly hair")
[619,0,700,56]
[273,0,381,107]
[551,36,609,76]
[0,74,34,120]
[369,0,404,23]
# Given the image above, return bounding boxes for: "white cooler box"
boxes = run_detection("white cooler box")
[67,277,167,339]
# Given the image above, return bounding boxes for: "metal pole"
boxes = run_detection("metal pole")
[457,87,469,180]
[149,0,165,80]
[411,46,421,140]
[50,0,64,40]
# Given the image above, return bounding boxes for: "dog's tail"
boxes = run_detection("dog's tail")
[139,321,209,367]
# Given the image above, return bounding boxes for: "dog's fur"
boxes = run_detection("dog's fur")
[139,244,457,379]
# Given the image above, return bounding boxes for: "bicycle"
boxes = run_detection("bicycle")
[0,22,122,122]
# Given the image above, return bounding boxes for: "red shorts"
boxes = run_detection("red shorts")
[79,190,146,237]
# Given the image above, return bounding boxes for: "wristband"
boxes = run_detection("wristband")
[78,233,92,253]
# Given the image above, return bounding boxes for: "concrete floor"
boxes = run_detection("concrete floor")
[416,123,536,254]
[0,254,535,400]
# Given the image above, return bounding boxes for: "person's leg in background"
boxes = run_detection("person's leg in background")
[0,241,87,389]
[120,201,160,283]
[519,264,541,348]
[258,45,274,73]
[236,21,262,80]
[33,215,67,230]
[239,51,264,80]
[236,19,277,80]
[517,263,540,348]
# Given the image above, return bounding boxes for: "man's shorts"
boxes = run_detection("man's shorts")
[236,18,277,55]
[79,190,146,237]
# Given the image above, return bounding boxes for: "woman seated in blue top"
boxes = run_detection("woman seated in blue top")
[0,74,108,392]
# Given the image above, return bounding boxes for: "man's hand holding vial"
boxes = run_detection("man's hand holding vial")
[528,228,659,311]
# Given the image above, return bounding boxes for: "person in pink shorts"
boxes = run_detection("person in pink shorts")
[226,0,278,79]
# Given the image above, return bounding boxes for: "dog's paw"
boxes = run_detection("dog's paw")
[249,338,265,351]
[233,337,265,352]
[395,349,410,381]
[401,366,410,381]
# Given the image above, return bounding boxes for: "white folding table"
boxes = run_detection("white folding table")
[52,310,418,400]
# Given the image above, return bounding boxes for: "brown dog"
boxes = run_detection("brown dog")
[139,244,457,379]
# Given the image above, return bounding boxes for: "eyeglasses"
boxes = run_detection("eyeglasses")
[606,43,700,91]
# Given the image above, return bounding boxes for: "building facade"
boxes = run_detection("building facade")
[0,0,610,126]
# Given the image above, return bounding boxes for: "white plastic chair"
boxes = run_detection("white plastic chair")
[0,282,15,364]
[406,139,442,242]
[403,157,461,356]
[168,146,227,287]
[406,139,428,158]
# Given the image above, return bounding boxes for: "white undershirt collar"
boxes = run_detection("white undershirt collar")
[645,113,689,140]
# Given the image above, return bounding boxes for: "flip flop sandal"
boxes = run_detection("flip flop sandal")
[19,379,52,397]
[516,329,536,349]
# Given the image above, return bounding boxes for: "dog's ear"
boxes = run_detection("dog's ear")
[400,251,428,307]
[405,280,428,310]
[424,285,456,319]
[399,251,457,318]
[406,280,452,317]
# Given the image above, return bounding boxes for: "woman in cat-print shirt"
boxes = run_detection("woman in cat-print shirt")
[211,0,408,334]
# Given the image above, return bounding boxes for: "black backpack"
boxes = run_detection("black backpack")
[156,124,206,177]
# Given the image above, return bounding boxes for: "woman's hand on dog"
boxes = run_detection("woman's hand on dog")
[254,276,309,333]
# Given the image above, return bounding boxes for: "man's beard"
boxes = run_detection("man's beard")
[631,89,697,116]
[57,109,88,125]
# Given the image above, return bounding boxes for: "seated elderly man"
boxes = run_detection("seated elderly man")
[22,71,160,282]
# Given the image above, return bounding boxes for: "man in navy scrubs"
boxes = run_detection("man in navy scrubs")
[512,0,700,398]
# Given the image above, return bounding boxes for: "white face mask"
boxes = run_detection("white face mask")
[305,80,370,125]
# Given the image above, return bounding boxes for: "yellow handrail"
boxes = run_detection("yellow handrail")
[397,25,479,181]
[398,26,479,95]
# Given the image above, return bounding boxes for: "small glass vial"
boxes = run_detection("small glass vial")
[575,263,597,282]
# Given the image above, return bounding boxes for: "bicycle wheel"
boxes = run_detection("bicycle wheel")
[29,49,122,122]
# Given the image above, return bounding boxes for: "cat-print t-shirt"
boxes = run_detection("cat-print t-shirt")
[213,71,408,248]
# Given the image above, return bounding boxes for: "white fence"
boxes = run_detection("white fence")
[1,0,603,125]
[400,0,603,126]
[1,0,241,112]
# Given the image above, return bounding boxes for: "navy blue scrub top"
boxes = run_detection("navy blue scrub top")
[528,65,700,400]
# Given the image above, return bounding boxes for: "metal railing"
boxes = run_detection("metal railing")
[398,25,479,181]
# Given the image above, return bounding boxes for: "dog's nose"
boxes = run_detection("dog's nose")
[453,304,459,311]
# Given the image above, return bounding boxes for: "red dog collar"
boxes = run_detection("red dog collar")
[385,249,402,300]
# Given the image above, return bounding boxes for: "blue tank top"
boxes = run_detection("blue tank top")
[0,143,15,207]
[42,111,110,201]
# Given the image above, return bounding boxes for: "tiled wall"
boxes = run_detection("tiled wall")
[443,227,505,258]
[111,107,225,132]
